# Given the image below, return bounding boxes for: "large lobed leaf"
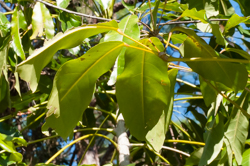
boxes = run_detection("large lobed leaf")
[174,27,247,92]
[116,38,175,151]
[43,41,124,139]
[17,21,118,92]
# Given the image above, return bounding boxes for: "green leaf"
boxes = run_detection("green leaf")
[164,69,178,133]
[43,41,124,139]
[170,33,187,44]
[0,134,24,163]
[186,147,204,166]
[224,14,248,34]
[199,77,217,106]
[104,15,140,45]
[242,148,250,166]
[210,24,227,46]
[30,2,55,39]
[0,13,10,37]
[175,27,247,92]
[225,48,250,60]
[116,39,170,151]
[151,0,160,30]
[224,89,250,165]
[95,0,114,17]
[17,21,118,92]
[181,8,208,23]
[57,0,70,8]
[138,1,188,13]
[11,7,26,60]
[105,15,139,85]
[58,12,81,32]
[199,114,224,166]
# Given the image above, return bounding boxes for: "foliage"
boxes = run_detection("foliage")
[1,0,250,165]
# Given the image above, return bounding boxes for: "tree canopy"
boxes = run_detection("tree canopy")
[1,0,250,165]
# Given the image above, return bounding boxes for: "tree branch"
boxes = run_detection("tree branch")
[36,0,116,22]
[158,19,229,26]
[114,112,130,166]
[0,0,12,11]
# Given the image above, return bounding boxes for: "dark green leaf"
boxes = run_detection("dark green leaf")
[225,48,250,60]
[210,24,227,46]
[58,12,81,32]
[199,114,224,166]
[174,27,247,92]
[199,77,217,106]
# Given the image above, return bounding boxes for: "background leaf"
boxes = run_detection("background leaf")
[199,114,224,165]
[175,27,247,92]
[11,7,26,60]
[225,90,250,165]
[30,2,55,39]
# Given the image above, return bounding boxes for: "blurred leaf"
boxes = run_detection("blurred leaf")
[175,27,247,92]
[224,14,248,34]
[164,69,178,134]
[17,21,118,92]
[225,90,250,165]
[138,1,188,13]
[58,12,81,32]
[57,0,70,8]
[43,41,124,139]
[11,7,26,60]
[199,114,224,166]
[0,133,24,163]
[151,0,160,30]
[210,24,227,46]
[0,13,10,37]
[225,48,250,60]
[170,33,187,44]
[104,15,139,45]
[181,8,208,23]
[95,0,114,17]
[199,77,217,106]
[242,148,250,166]
[30,2,55,39]
[116,39,170,151]
[186,147,203,165]
[232,0,250,17]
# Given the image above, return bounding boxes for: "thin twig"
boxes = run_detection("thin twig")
[162,146,190,157]
[157,0,167,29]
[0,0,12,11]
[158,18,229,26]
[36,0,115,22]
